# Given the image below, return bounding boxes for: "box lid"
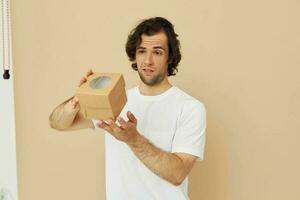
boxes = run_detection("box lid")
[76,73,125,95]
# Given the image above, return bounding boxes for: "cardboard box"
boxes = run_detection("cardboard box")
[75,72,127,120]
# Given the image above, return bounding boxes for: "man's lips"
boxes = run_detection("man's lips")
[142,68,155,75]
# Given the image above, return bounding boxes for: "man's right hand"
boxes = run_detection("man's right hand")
[49,69,95,131]
[70,69,94,109]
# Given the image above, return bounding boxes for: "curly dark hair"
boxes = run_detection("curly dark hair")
[125,17,181,76]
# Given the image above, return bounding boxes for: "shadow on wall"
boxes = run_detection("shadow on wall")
[187,80,260,200]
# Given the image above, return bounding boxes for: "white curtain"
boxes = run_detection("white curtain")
[1,0,11,80]
[0,0,18,200]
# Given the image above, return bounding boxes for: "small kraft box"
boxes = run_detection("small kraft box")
[75,72,127,120]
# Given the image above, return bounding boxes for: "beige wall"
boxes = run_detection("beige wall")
[12,0,300,200]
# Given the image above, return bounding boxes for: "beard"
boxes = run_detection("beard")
[137,69,166,86]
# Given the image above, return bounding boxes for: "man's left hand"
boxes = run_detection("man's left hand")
[97,111,140,145]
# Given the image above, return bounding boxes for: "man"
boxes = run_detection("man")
[49,17,206,200]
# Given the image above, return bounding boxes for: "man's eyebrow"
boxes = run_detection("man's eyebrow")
[136,46,166,51]
[153,46,166,51]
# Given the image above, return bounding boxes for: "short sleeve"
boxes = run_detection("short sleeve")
[171,100,207,161]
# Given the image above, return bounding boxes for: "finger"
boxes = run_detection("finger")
[127,111,137,123]
[97,120,112,132]
[71,97,78,102]
[71,100,77,109]
[107,119,123,133]
[79,77,87,86]
[72,101,79,109]
[82,76,87,82]
[70,97,76,107]
[73,96,79,102]
[117,116,128,129]
[86,69,93,77]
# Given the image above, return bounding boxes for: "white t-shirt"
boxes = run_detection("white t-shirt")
[92,85,206,200]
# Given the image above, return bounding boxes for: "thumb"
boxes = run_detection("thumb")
[71,96,79,109]
[127,111,137,123]
[73,96,79,102]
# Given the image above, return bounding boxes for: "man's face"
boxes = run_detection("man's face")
[135,32,169,86]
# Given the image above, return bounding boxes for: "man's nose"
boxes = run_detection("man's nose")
[143,52,153,65]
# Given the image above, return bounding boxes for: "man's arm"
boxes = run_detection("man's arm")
[49,69,95,131]
[49,96,94,131]
[128,134,197,186]
[97,111,198,186]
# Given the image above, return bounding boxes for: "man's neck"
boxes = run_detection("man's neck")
[138,80,172,96]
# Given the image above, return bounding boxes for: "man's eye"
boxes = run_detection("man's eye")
[154,51,162,55]
[137,50,145,54]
